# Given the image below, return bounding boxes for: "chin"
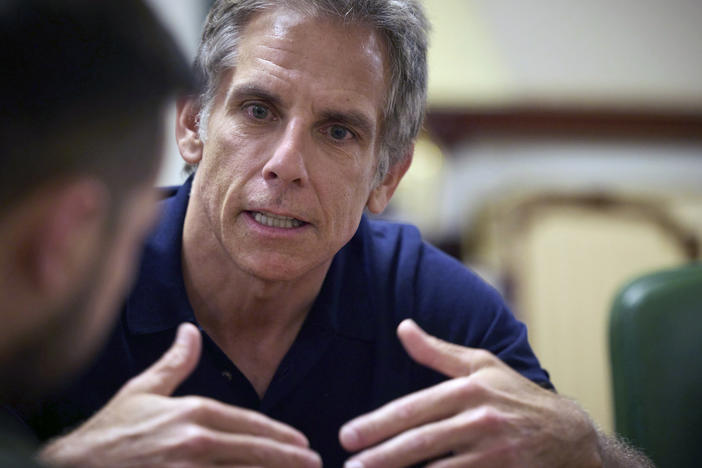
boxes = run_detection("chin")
[242,254,328,283]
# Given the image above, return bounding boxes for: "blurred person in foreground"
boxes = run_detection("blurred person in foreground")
[0,0,192,466]
[17,0,652,467]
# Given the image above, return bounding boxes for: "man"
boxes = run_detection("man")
[0,0,192,466]
[18,0,652,467]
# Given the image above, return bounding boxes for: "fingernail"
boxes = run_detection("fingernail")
[344,460,364,468]
[340,425,360,448]
[177,322,200,341]
[177,322,197,343]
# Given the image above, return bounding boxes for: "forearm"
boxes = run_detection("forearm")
[37,430,103,468]
[597,431,654,468]
[38,438,78,468]
[550,395,653,468]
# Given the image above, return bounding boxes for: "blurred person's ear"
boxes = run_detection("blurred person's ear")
[176,96,204,165]
[28,178,109,300]
[366,146,413,215]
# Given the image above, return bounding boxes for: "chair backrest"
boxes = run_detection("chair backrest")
[467,192,696,433]
[610,263,702,468]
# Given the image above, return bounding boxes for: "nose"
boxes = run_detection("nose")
[262,120,309,186]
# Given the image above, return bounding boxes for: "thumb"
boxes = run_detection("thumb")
[397,319,494,378]
[119,322,202,396]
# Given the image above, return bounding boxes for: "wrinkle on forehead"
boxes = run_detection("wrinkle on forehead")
[251,52,296,86]
[244,7,388,83]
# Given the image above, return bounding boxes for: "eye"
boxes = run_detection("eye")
[326,124,354,141]
[244,103,273,121]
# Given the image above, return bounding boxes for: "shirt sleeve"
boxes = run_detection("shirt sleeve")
[407,236,553,389]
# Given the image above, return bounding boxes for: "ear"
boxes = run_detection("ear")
[30,179,109,298]
[175,96,204,165]
[366,146,414,214]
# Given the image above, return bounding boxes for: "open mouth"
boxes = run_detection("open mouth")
[251,211,306,229]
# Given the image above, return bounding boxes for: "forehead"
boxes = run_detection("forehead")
[230,7,389,119]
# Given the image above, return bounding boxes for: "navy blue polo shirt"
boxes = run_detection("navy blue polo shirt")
[20,176,551,466]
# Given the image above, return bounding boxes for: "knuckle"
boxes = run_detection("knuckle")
[454,376,487,400]
[474,406,507,433]
[174,424,215,456]
[395,399,419,424]
[408,431,433,454]
[180,396,211,420]
[471,349,496,367]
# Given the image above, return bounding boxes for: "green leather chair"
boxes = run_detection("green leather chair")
[609,263,702,468]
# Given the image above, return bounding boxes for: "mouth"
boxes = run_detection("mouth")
[249,211,307,229]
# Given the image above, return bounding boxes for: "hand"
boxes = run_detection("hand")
[339,319,601,468]
[40,323,321,468]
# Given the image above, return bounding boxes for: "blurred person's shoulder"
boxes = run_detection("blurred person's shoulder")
[0,410,44,468]
[158,184,182,201]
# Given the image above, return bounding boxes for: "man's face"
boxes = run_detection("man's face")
[67,184,160,366]
[0,180,159,402]
[188,8,391,281]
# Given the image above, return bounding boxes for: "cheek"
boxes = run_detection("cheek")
[198,138,258,206]
[323,168,374,230]
[204,126,267,178]
[76,202,154,360]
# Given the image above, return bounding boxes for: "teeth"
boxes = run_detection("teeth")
[253,211,304,229]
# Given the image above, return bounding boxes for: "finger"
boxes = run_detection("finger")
[345,410,495,468]
[176,396,312,448]
[397,319,495,378]
[425,443,517,468]
[192,431,321,468]
[120,322,202,396]
[342,416,463,468]
[425,452,484,468]
[340,376,485,451]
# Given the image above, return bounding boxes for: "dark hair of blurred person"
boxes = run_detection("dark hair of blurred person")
[0,0,191,464]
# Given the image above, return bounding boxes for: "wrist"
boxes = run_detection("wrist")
[554,395,602,467]
[596,431,654,468]
[39,434,91,468]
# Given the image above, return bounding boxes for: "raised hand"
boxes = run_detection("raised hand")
[339,319,601,468]
[40,323,321,468]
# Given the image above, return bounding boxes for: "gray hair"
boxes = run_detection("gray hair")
[190,0,428,181]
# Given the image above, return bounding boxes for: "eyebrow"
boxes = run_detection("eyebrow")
[228,84,284,110]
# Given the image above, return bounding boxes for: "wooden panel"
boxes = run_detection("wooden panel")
[425,107,702,149]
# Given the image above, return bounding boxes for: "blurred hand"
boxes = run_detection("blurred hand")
[40,322,321,468]
[339,319,601,468]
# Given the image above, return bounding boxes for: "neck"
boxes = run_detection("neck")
[181,200,333,398]
[180,193,331,343]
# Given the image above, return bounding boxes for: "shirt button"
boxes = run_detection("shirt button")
[221,370,233,381]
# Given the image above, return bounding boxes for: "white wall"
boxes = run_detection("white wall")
[441,139,702,236]
[144,0,208,186]
[426,0,702,108]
